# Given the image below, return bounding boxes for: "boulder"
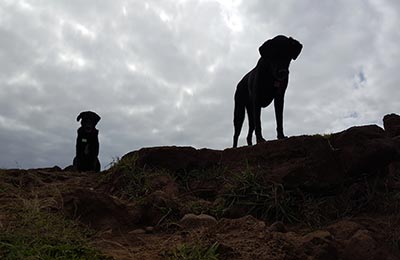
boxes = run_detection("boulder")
[301,230,338,260]
[329,125,397,177]
[383,113,400,138]
[342,229,378,260]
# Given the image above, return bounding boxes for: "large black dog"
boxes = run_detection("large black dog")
[73,111,101,172]
[233,35,302,148]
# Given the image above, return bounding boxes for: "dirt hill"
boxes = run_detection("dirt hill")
[1,113,400,260]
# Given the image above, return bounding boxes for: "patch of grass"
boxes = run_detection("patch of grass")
[100,155,171,201]
[164,242,219,260]
[0,197,111,260]
[177,167,225,187]
[219,164,400,228]
[222,167,301,223]
[0,183,12,195]
[185,200,211,215]
[173,167,226,202]
[103,152,400,231]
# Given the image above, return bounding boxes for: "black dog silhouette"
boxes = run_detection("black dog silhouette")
[73,111,101,172]
[233,35,302,148]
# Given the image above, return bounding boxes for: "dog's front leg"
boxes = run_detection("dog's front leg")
[254,104,266,144]
[274,94,287,139]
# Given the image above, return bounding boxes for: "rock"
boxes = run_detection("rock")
[342,229,378,260]
[216,215,266,233]
[326,220,363,240]
[268,221,286,233]
[145,226,154,233]
[302,230,333,243]
[329,125,398,177]
[301,230,337,260]
[383,113,400,137]
[129,228,146,234]
[179,213,217,229]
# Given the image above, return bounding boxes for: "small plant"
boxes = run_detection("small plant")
[164,242,219,260]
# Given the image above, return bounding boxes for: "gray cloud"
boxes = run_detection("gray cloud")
[0,0,399,169]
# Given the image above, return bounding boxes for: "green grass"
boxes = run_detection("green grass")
[222,167,302,223]
[0,197,111,260]
[102,153,400,231]
[218,166,400,227]
[164,242,220,260]
[101,154,172,201]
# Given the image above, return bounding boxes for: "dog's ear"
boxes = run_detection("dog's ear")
[259,39,274,58]
[92,113,101,125]
[77,112,85,122]
[289,37,302,60]
[76,111,101,125]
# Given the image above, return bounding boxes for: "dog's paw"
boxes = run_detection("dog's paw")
[256,137,267,144]
[246,136,253,146]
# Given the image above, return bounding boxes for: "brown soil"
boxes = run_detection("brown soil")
[1,116,400,259]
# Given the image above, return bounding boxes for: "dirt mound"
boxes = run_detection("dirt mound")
[1,113,400,259]
[123,146,222,172]
[120,124,398,191]
[62,188,139,231]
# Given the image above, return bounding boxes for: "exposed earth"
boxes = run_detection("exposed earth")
[1,113,400,259]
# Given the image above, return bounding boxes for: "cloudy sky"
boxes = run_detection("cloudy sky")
[0,0,399,169]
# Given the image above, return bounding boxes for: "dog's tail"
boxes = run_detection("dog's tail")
[233,84,246,148]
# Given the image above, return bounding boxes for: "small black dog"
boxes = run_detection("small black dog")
[233,35,302,148]
[73,111,101,172]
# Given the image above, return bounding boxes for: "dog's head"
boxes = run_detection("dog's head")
[259,35,303,81]
[77,111,101,133]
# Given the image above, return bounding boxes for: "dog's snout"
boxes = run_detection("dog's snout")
[277,69,289,79]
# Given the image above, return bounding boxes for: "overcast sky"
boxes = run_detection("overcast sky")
[0,0,399,169]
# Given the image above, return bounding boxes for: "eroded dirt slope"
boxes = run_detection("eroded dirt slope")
[1,114,400,259]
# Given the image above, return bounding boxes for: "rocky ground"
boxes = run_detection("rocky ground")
[1,113,400,259]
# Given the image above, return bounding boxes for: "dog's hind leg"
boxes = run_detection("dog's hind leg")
[233,76,251,148]
[233,96,246,148]
[246,103,254,146]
